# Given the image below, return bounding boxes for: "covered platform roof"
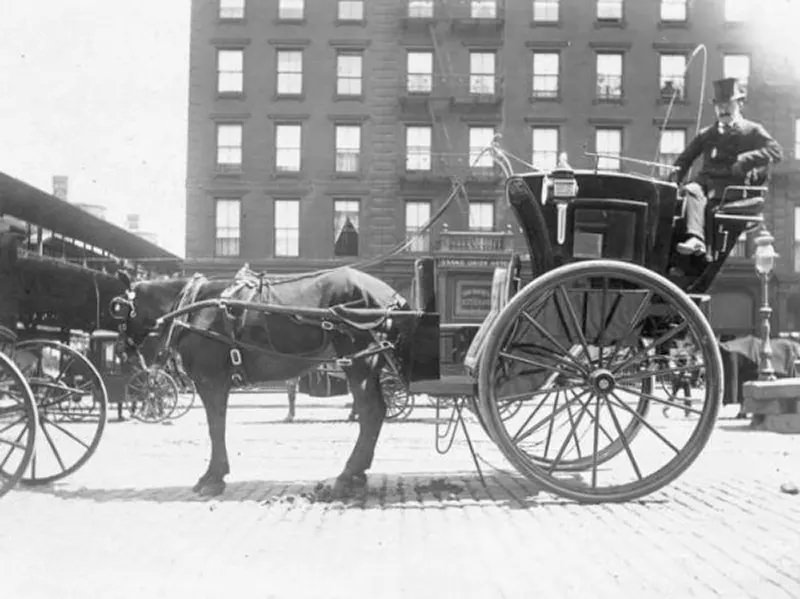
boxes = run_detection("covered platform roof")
[0,171,181,272]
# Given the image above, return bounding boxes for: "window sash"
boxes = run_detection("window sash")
[219,0,245,19]
[405,202,431,252]
[597,0,623,20]
[659,129,685,176]
[276,125,301,171]
[596,129,622,171]
[277,51,303,95]
[471,0,497,19]
[408,0,434,18]
[532,0,559,22]
[532,127,558,170]
[335,126,361,172]
[659,54,686,99]
[216,124,242,166]
[469,128,495,168]
[338,0,364,20]
[532,53,559,97]
[274,200,299,257]
[217,49,243,93]
[723,54,750,90]
[337,54,362,96]
[724,0,747,22]
[660,0,686,21]
[407,52,433,93]
[215,199,240,257]
[334,200,360,256]
[406,127,432,170]
[278,0,304,19]
[596,54,623,99]
[469,202,494,231]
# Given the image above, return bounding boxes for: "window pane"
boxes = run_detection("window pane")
[471,0,497,18]
[406,126,432,170]
[795,118,800,160]
[596,128,622,171]
[532,52,559,98]
[218,49,243,93]
[335,125,361,172]
[334,199,360,256]
[279,0,304,19]
[408,0,434,18]
[725,0,748,22]
[215,199,240,256]
[275,200,299,257]
[597,0,623,19]
[723,54,750,91]
[220,0,245,19]
[659,54,686,100]
[407,52,433,93]
[469,202,494,231]
[596,53,623,99]
[660,0,686,21]
[277,50,303,95]
[658,129,685,176]
[217,124,242,167]
[338,0,363,20]
[469,52,495,94]
[405,201,431,252]
[532,127,558,170]
[532,0,559,22]
[795,206,800,272]
[337,54,362,96]
[469,127,495,168]
[276,125,301,171]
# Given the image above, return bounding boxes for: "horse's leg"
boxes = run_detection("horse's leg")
[192,377,232,496]
[333,357,386,496]
[284,378,297,422]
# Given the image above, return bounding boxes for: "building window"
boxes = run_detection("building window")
[278,0,304,20]
[471,0,497,18]
[469,127,495,169]
[408,0,434,18]
[405,201,431,252]
[532,52,559,98]
[334,200,360,256]
[660,0,686,21]
[275,124,301,172]
[595,128,622,171]
[795,207,800,272]
[277,50,303,95]
[597,0,623,20]
[531,127,558,170]
[216,123,242,170]
[729,232,748,258]
[469,202,494,232]
[469,52,495,95]
[406,126,432,171]
[658,128,685,177]
[215,199,240,257]
[795,118,800,159]
[336,52,362,96]
[217,49,243,94]
[659,54,686,100]
[338,0,363,21]
[532,0,559,22]
[723,54,750,93]
[596,53,623,100]
[219,0,245,20]
[274,200,299,257]
[724,0,747,22]
[335,125,361,173]
[407,51,433,93]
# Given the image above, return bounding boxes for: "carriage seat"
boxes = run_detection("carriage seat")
[712,185,766,232]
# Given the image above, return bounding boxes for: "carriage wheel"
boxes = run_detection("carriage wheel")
[126,368,179,423]
[381,369,415,421]
[478,260,721,503]
[166,373,197,420]
[14,340,108,484]
[0,352,38,498]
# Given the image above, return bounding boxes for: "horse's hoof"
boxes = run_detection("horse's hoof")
[192,478,208,493]
[197,480,226,497]
[283,414,295,423]
[351,472,367,488]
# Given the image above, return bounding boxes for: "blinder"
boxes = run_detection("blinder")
[109,293,136,321]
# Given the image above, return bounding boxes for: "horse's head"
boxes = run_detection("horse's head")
[109,272,187,361]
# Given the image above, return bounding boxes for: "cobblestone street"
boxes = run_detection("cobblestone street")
[2,392,799,599]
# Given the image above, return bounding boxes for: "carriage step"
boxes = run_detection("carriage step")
[409,375,476,397]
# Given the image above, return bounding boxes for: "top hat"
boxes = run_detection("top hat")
[711,77,747,104]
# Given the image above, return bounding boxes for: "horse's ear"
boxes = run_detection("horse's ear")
[117,270,132,290]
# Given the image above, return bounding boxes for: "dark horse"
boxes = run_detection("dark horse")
[112,267,419,497]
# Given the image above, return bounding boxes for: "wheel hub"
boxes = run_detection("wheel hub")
[589,369,616,394]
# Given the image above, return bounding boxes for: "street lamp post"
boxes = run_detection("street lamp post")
[753,227,778,381]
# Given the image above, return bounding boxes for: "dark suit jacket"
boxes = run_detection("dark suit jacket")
[673,118,783,200]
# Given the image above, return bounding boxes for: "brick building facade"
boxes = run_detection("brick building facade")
[185,0,800,332]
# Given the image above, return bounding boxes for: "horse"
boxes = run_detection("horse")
[111,266,421,497]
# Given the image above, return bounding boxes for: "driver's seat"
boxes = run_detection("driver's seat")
[709,185,766,257]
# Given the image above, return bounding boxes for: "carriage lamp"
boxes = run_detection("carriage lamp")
[550,153,577,245]
[753,227,778,381]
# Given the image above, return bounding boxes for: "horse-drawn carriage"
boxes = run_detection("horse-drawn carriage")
[103,143,767,504]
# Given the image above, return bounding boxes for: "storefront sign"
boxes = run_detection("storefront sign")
[455,281,492,317]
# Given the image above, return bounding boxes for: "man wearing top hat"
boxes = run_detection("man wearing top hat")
[671,77,783,255]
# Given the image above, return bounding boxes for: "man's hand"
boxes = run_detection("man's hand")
[667,169,681,184]
[731,160,747,177]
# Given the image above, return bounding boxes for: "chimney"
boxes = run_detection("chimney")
[126,213,140,231]
[52,176,69,201]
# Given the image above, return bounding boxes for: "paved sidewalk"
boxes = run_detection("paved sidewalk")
[1,393,799,599]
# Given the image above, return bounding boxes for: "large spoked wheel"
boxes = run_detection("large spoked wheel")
[14,340,108,484]
[126,368,179,423]
[381,368,415,421]
[0,352,38,498]
[166,372,197,420]
[477,260,722,503]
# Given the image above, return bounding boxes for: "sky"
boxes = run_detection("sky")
[0,1,190,256]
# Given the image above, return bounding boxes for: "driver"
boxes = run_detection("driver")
[671,77,782,255]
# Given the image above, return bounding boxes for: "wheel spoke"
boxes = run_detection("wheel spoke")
[38,414,92,451]
[566,386,618,447]
[510,389,555,443]
[514,389,590,446]
[601,394,643,480]
[38,418,69,472]
[499,350,578,379]
[616,382,705,417]
[607,390,680,454]
[612,321,689,375]
[519,309,589,376]
[603,290,654,367]
[546,394,592,474]
[496,378,590,407]
[555,285,593,362]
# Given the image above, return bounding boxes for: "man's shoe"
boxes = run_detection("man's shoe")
[676,237,706,255]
